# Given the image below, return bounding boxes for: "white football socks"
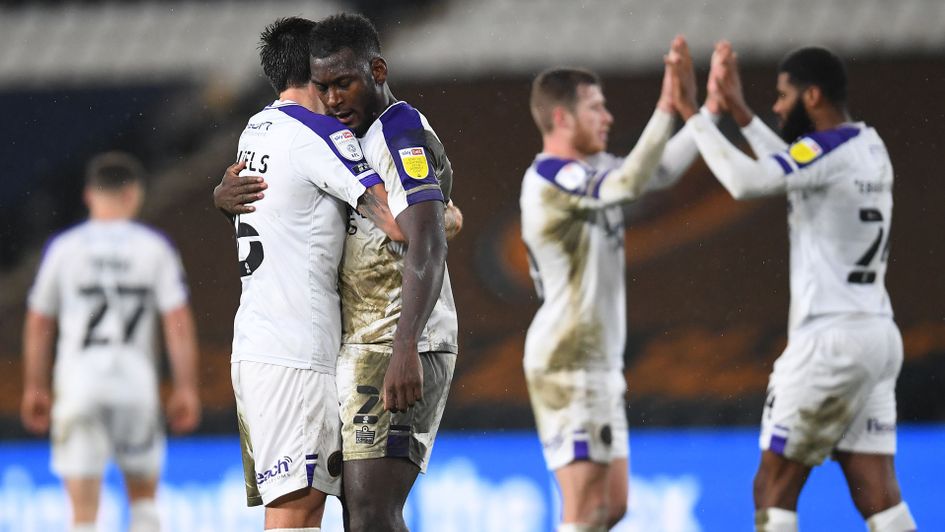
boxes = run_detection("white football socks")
[129,499,160,532]
[867,502,917,532]
[755,507,798,532]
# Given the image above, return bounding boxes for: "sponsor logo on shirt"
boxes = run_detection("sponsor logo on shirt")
[331,130,365,162]
[398,147,430,179]
[256,455,293,485]
[789,137,823,164]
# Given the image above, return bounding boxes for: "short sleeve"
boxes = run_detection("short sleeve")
[377,104,446,217]
[153,239,189,313]
[27,237,64,316]
[278,105,381,208]
[534,158,600,197]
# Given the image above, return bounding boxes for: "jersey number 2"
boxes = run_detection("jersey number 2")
[848,208,890,284]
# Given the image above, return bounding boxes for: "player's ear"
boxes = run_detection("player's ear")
[803,85,822,109]
[370,57,388,85]
[552,106,573,131]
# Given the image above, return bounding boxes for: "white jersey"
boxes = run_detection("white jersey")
[688,115,896,335]
[231,100,381,373]
[27,220,188,398]
[521,153,629,372]
[768,124,895,333]
[340,101,458,353]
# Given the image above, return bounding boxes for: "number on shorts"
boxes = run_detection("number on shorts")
[353,385,380,424]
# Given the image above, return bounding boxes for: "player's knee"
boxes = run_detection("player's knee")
[605,500,627,528]
[753,468,770,506]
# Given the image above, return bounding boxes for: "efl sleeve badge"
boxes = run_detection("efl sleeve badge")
[398,147,430,179]
[330,130,365,162]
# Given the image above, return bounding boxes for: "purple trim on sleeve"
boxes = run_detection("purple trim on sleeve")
[771,153,794,175]
[378,102,441,192]
[792,126,862,170]
[534,158,571,182]
[532,156,595,197]
[277,104,373,179]
[407,187,445,206]
[359,173,382,188]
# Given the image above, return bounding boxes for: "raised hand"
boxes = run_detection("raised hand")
[657,59,675,114]
[666,35,699,120]
[712,40,754,126]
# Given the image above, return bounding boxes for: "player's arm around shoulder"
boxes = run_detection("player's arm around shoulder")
[213,161,267,219]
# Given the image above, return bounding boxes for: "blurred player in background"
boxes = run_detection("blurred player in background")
[670,38,917,532]
[520,36,724,531]
[224,17,402,532]
[20,151,201,532]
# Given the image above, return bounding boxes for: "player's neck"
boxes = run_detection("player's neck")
[542,134,587,161]
[89,209,132,221]
[278,87,319,114]
[814,107,851,131]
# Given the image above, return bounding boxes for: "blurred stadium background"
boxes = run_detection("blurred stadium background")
[1,0,944,530]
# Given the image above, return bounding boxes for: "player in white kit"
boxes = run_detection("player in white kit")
[521,39,726,531]
[307,14,458,532]
[21,152,201,532]
[226,17,405,532]
[669,38,917,532]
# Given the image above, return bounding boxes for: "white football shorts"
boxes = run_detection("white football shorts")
[51,395,164,479]
[760,315,903,466]
[525,368,629,471]
[231,361,342,506]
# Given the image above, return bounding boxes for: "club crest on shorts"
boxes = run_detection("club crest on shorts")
[398,147,430,179]
[330,129,364,162]
[327,451,343,477]
[789,137,823,164]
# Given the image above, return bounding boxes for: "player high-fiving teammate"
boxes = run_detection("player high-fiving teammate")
[669,37,917,532]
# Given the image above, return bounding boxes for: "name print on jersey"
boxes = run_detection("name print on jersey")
[238,150,269,174]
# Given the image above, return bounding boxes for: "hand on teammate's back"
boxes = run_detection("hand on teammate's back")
[214,161,268,216]
[20,387,51,434]
[167,386,201,434]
